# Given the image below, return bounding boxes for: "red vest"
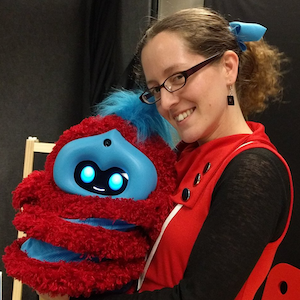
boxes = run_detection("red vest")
[139,122,293,300]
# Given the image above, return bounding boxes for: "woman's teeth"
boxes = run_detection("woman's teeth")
[175,109,194,122]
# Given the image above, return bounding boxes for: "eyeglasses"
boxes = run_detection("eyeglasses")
[139,52,222,105]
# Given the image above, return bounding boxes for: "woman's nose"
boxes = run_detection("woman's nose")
[159,88,180,110]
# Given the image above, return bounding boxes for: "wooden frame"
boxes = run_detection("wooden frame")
[12,137,55,300]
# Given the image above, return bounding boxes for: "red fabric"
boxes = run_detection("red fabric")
[3,115,177,298]
[140,122,293,300]
[261,263,300,300]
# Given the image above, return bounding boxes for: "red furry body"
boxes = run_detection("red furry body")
[3,115,177,297]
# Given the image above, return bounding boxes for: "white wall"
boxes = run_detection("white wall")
[158,0,204,18]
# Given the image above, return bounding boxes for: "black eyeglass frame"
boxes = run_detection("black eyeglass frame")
[139,52,222,105]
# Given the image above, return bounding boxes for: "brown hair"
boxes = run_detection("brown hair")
[135,7,286,117]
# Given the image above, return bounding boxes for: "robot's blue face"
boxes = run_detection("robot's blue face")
[53,129,157,200]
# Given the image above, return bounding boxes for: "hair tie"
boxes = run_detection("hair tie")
[229,21,267,51]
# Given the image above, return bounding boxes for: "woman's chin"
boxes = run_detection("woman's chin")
[181,135,199,144]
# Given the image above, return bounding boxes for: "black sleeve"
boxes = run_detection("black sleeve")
[72,148,291,300]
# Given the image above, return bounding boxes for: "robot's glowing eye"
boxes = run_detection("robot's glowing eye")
[80,166,95,183]
[108,173,124,191]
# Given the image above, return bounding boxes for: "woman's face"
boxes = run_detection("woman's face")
[141,31,238,144]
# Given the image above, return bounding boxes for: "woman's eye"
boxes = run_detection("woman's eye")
[150,86,161,94]
[171,74,184,83]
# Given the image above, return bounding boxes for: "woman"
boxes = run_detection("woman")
[43,7,293,300]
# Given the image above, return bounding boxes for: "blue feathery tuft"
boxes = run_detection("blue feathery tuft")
[94,89,177,147]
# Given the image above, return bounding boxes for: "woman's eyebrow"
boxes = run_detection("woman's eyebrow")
[163,64,186,76]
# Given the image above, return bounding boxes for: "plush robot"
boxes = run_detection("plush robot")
[3,90,177,298]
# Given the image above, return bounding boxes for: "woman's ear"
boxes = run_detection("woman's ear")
[222,50,239,85]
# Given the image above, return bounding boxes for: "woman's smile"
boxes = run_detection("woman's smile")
[174,108,195,122]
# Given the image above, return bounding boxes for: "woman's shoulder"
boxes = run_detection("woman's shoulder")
[229,147,288,177]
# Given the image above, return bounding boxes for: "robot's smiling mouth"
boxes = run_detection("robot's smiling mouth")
[21,218,136,263]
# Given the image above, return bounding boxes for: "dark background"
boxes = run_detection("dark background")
[0,1,299,299]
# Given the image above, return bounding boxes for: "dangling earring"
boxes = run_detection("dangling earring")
[227,85,235,105]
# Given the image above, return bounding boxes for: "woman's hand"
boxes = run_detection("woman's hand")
[37,293,70,300]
